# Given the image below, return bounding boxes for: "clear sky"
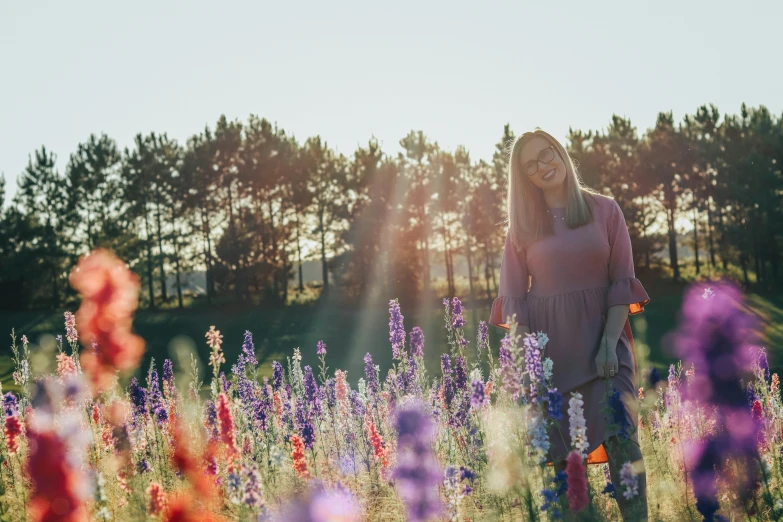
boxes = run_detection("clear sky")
[1,0,781,201]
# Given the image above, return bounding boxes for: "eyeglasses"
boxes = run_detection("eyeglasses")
[522,145,556,177]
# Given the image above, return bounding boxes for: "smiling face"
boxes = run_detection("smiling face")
[519,136,567,191]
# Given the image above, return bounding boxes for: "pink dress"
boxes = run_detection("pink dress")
[489,193,650,464]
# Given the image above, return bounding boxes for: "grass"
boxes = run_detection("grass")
[1,271,781,393]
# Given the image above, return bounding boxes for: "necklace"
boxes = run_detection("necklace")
[546,208,566,221]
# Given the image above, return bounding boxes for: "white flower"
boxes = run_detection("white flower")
[568,392,589,457]
[620,461,639,499]
[536,331,549,349]
[293,347,302,362]
[543,358,553,381]
[702,287,715,299]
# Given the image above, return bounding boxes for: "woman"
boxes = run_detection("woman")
[488,129,650,520]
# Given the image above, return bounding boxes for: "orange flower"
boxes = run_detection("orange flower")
[69,249,145,393]
[366,417,389,472]
[291,434,310,479]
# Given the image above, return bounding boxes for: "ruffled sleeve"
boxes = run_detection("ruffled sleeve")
[607,200,650,315]
[489,231,531,330]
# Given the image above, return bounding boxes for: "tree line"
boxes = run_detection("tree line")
[0,104,781,311]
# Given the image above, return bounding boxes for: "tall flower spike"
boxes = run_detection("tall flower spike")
[392,400,444,522]
[565,450,589,513]
[290,434,309,478]
[389,299,406,360]
[410,326,425,358]
[68,248,145,393]
[568,391,589,457]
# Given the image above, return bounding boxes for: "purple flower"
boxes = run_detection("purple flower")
[670,279,758,408]
[316,340,327,356]
[242,463,264,508]
[154,404,168,424]
[272,361,284,391]
[303,366,318,404]
[547,389,563,420]
[128,377,147,420]
[451,297,465,329]
[403,355,420,395]
[220,371,231,393]
[276,483,361,522]
[389,299,406,360]
[204,399,219,440]
[441,355,455,408]
[470,379,486,409]
[452,394,471,429]
[669,279,763,513]
[163,359,174,384]
[454,355,468,392]
[364,353,379,395]
[233,330,258,376]
[392,400,444,522]
[146,368,163,415]
[295,396,316,449]
[3,392,18,417]
[350,389,365,417]
[410,327,425,358]
[499,334,522,401]
[136,458,150,474]
[523,334,544,403]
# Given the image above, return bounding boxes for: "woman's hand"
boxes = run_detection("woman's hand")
[595,333,618,379]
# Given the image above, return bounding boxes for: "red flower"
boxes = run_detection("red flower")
[751,399,763,421]
[216,393,237,459]
[565,450,589,513]
[4,415,22,454]
[26,428,89,522]
[69,249,145,393]
[291,434,310,479]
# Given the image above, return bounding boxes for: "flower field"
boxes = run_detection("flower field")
[1,249,782,522]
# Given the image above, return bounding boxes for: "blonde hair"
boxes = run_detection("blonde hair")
[504,129,602,251]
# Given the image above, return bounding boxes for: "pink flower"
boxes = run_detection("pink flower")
[565,450,589,513]
[56,353,78,379]
[147,482,167,516]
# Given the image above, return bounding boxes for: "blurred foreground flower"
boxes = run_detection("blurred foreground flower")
[391,400,443,522]
[68,248,145,393]
[274,482,361,522]
[670,279,763,520]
